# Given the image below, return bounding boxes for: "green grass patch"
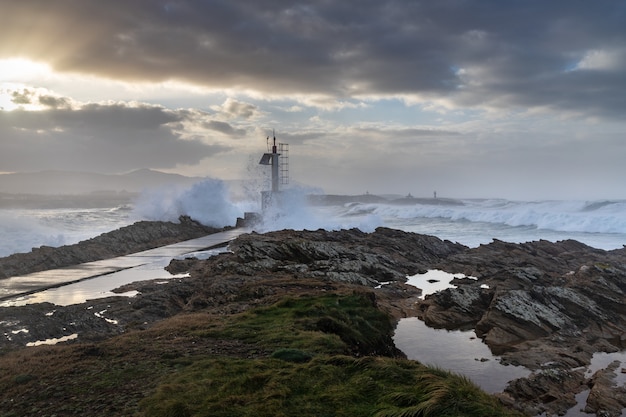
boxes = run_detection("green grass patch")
[139,293,521,416]
[140,356,517,417]
[197,293,397,356]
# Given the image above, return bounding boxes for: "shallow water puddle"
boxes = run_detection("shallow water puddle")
[394,317,531,393]
[0,247,226,307]
[26,333,78,347]
[395,269,531,393]
[405,269,466,298]
[396,269,626,417]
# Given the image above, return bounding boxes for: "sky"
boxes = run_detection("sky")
[0,0,625,200]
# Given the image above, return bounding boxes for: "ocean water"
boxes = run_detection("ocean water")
[1,189,625,258]
[325,198,626,250]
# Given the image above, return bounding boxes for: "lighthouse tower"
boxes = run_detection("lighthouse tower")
[259,131,288,211]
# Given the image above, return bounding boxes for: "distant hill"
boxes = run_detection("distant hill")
[0,169,202,195]
[307,193,389,205]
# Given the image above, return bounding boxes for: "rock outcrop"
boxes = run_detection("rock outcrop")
[0,227,465,349]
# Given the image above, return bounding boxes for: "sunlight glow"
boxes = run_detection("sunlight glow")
[0,59,56,111]
[0,58,52,82]
[0,83,53,111]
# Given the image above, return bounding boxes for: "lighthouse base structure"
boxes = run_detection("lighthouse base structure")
[262,190,287,212]
[234,191,285,228]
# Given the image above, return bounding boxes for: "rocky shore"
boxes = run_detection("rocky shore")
[424,239,626,416]
[0,215,222,279]
[0,223,624,416]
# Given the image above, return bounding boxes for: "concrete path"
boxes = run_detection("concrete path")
[0,228,249,301]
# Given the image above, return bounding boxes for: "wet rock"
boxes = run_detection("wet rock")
[505,367,585,416]
[1,227,460,350]
[585,361,626,417]
[418,285,491,329]
[223,228,466,286]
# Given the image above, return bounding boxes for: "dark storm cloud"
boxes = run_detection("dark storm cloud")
[38,95,71,109]
[0,101,229,172]
[203,120,246,137]
[1,1,624,118]
[11,89,33,105]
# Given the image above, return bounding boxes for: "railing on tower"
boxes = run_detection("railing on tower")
[279,143,289,185]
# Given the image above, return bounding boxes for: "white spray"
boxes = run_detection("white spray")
[132,178,243,227]
[131,176,382,233]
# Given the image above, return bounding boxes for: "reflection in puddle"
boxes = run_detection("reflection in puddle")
[0,247,225,307]
[397,269,626,416]
[396,269,530,393]
[405,269,471,298]
[394,317,531,393]
[93,308,119,325]
[585,351,626,385]
[26,333,78,346]
[563,351,626,417]
[0,262,177,307]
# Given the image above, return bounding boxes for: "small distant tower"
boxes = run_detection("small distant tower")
[259,131,288,211]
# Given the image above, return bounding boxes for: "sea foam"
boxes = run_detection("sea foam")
[352,199,626,235]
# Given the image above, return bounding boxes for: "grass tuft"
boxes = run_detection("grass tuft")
[271,348,314,363]
[13,374,36,385]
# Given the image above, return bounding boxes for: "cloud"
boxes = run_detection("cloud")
[203,120,246,137]
[1,86,75,111]
[11,89,32,105]
[1,1,624,118]
[286,120,626,200]
[574,48,626,71]
[38,95,72,109]
[0,96,230,173]
[0,1,625,199]
[211,98,262,120]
